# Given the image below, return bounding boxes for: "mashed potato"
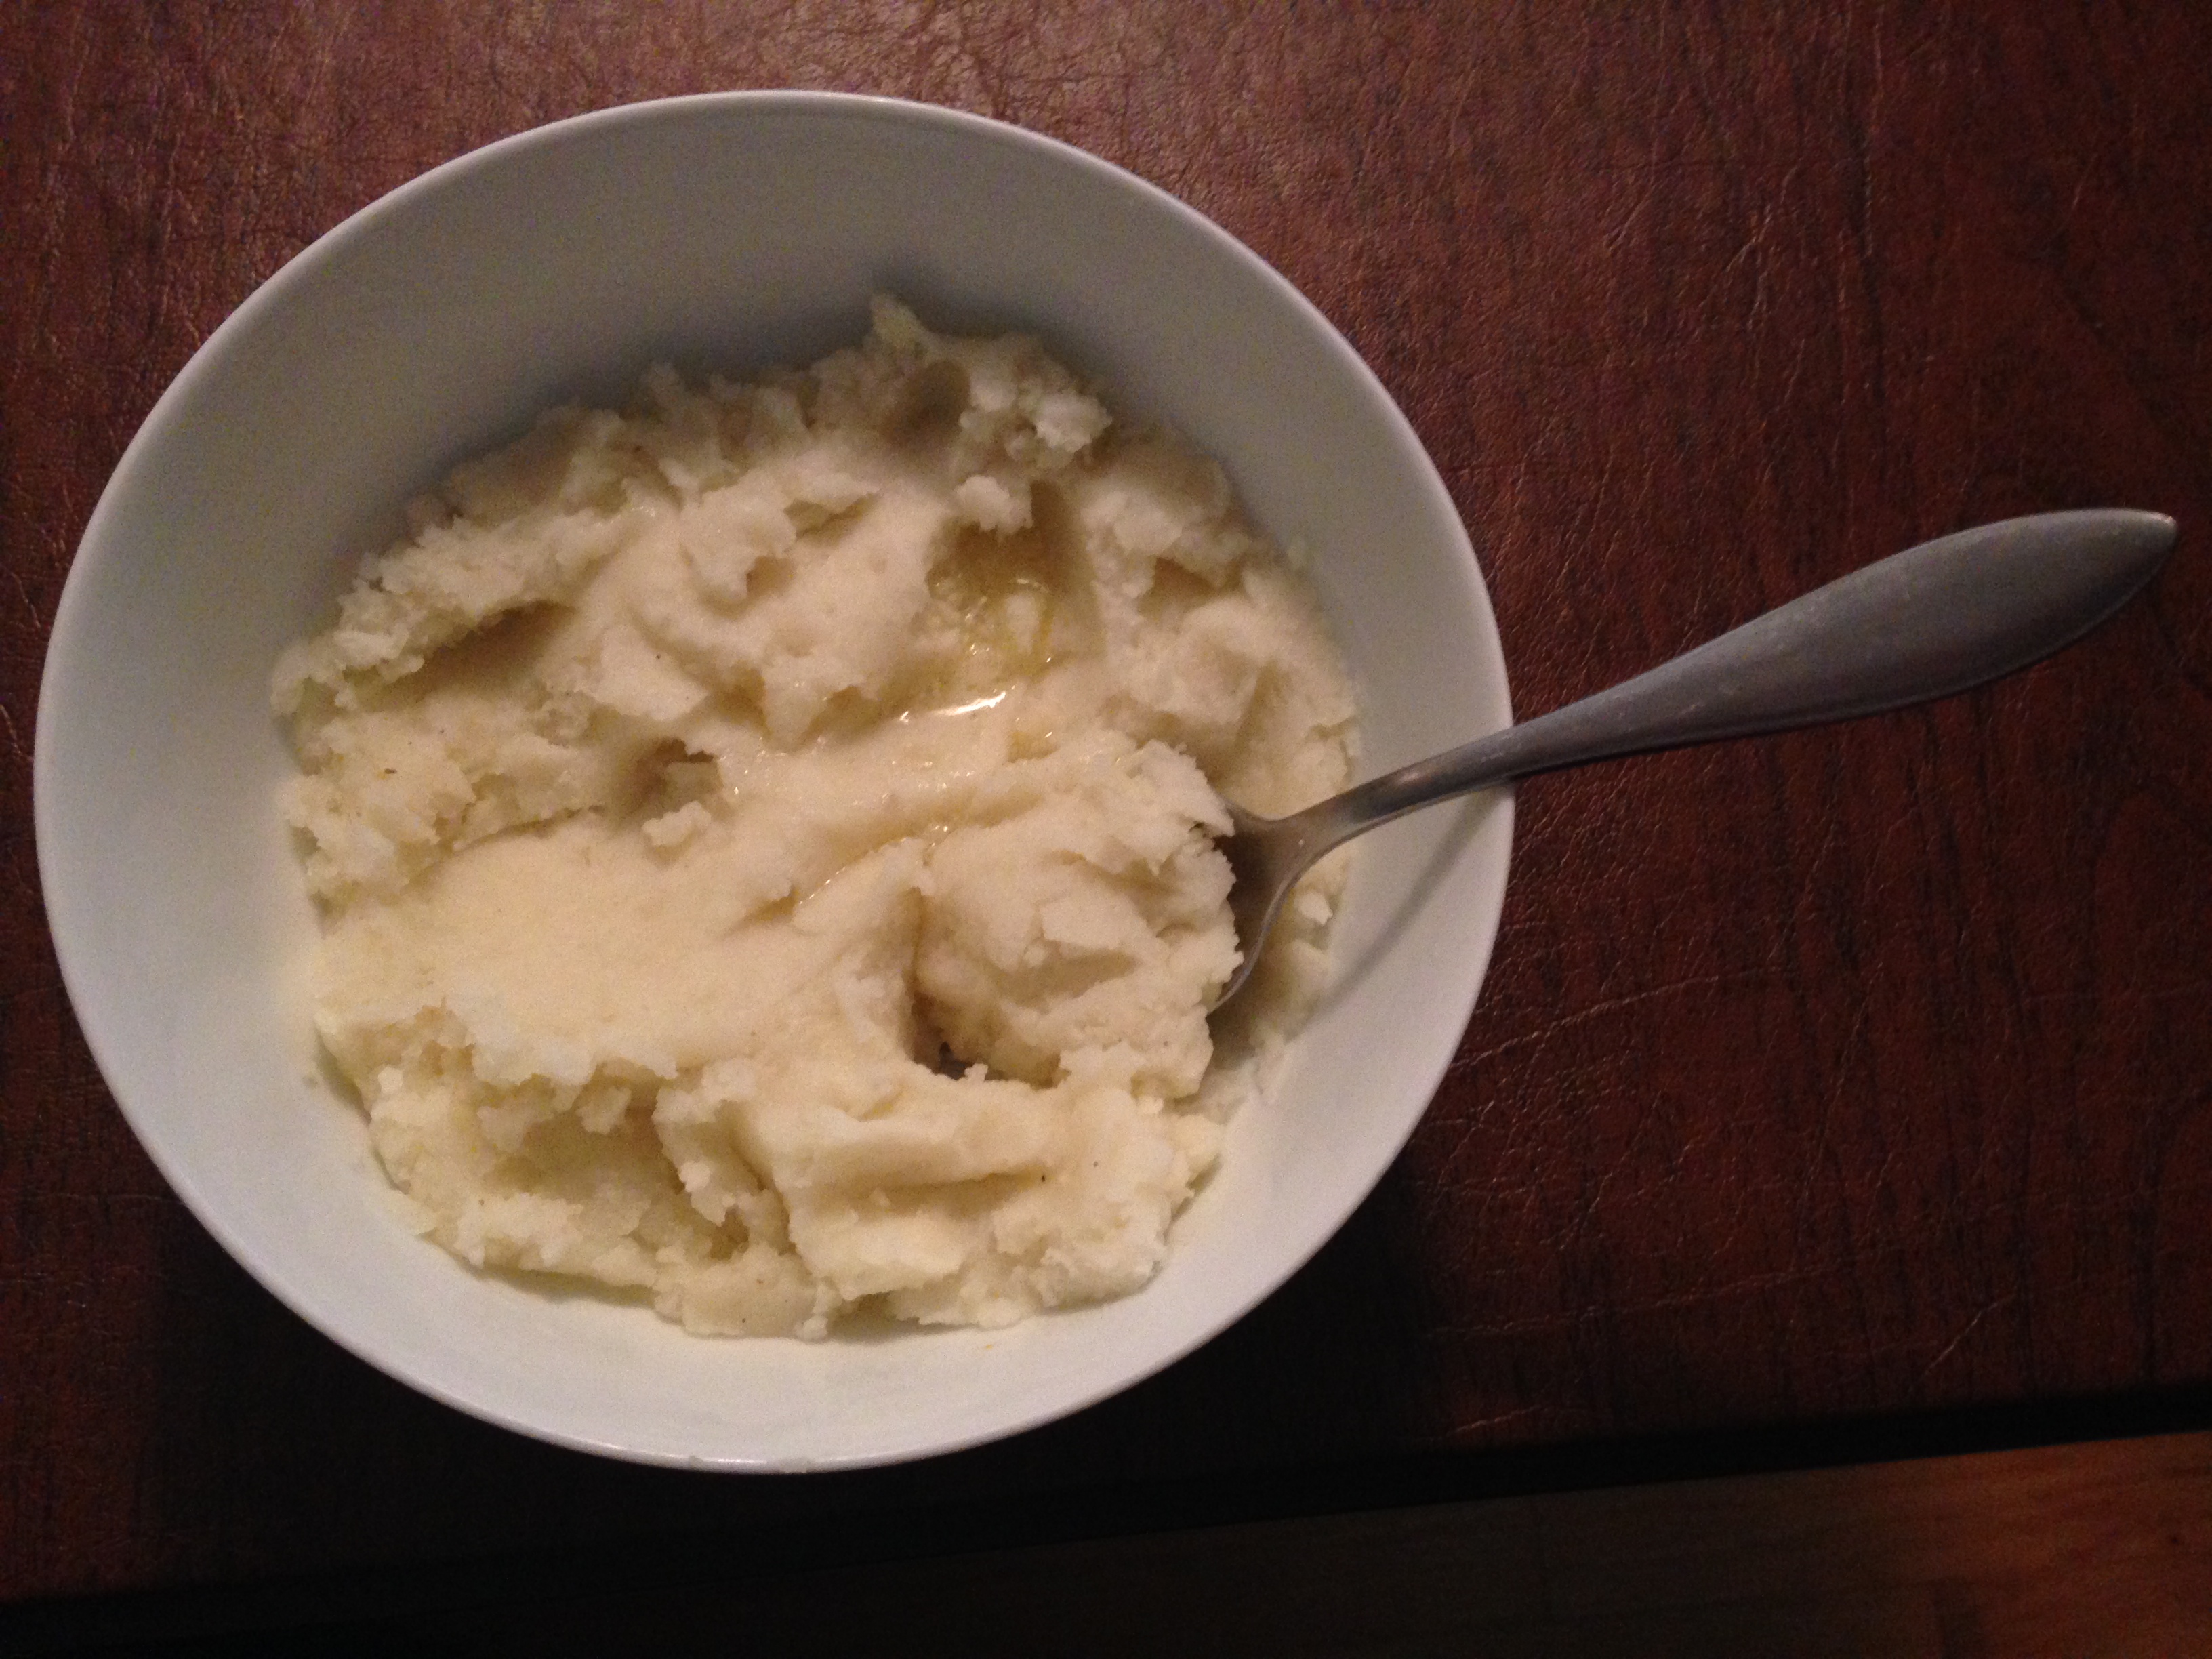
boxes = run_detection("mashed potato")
[275,299,1356,1336]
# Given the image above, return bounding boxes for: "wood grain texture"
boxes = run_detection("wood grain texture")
[3,0,2209,1605]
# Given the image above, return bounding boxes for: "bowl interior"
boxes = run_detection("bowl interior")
[35,92,1513,1469]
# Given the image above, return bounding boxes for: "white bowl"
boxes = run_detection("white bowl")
[35,93,1512,1469]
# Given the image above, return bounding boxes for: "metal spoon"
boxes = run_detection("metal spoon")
[1214,508,2177,1010]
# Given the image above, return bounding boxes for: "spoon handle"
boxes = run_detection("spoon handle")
[1305,509,2176,844]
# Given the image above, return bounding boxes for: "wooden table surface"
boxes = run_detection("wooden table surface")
[5,0,2209,1616]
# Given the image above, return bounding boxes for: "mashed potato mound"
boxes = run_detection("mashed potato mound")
[276,299,1356,1337]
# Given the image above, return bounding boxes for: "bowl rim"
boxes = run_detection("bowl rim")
[34,88,1515,1470]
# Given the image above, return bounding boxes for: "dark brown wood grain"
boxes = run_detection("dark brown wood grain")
[3,0,2208,1609]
